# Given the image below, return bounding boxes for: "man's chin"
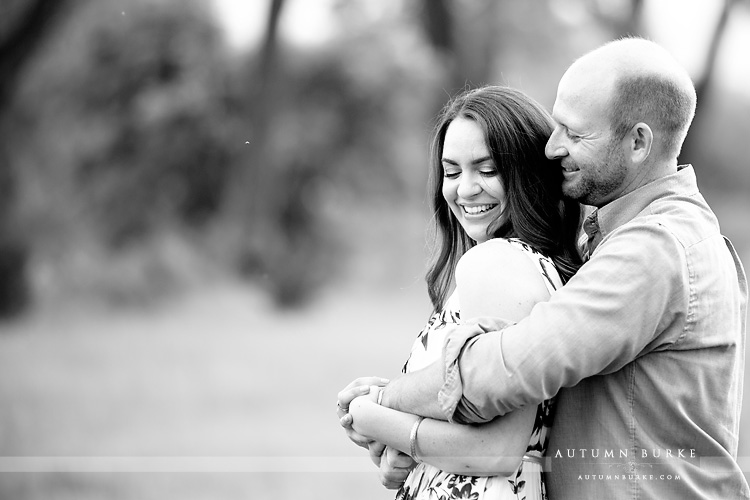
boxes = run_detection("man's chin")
[562,184,590,205]
[561,180,579,198]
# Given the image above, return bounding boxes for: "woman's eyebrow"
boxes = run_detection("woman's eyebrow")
[471,156,493,165]
[441,155,493,165]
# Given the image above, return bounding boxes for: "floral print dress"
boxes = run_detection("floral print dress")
[396,239,562,500]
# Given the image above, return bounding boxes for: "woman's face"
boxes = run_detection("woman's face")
[441,117,506,244]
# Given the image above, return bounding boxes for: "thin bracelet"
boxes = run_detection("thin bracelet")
[377,387,384,406]
[409,417,425,463]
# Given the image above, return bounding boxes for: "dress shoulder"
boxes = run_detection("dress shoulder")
[457,238,563,295]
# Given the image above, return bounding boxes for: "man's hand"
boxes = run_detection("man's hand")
[379,446,416,489]
[336,376,389,448]
[368,441,386,467]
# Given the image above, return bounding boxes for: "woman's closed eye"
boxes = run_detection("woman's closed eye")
[443,166,497,179]
[442,161,460,179]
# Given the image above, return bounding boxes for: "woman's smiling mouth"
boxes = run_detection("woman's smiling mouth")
[462,204,498,215]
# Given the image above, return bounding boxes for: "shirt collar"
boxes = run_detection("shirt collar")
[589,164,699,250]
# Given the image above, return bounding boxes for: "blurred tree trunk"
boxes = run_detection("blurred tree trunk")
[221,0,286,235]
[678,0,734,169]
[593,0,644,37]
[419,0,497,114]
[219,0,287,277]
[693,0,733,103]
[0,0,72,318]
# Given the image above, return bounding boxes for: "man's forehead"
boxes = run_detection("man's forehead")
[552,69,613,127]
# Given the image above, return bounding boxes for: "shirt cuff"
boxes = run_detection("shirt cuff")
[437,317,516,423]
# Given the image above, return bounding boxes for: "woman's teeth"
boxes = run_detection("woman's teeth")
[463,204,497,215]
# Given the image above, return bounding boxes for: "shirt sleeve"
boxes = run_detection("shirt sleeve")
[438,317,515,422]
[443,221,688,423]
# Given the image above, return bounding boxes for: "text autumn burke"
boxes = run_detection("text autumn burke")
[553,448,697,459]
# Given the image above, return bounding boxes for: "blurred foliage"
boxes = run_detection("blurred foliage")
[219,2,445,306]
[6,0,440,311]
[74,4,231,245]
[0,0,748,316]
[10,0,236,307]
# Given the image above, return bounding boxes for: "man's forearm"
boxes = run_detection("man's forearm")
[379,361,447,420]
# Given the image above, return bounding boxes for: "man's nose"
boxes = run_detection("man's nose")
[545,129,567,159]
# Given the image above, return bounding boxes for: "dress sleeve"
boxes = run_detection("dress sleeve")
[443,221,688,423]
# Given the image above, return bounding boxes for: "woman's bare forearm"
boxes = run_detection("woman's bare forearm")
[348,396,533,476]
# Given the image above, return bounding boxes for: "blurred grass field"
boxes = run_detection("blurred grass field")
[0,280,431,499]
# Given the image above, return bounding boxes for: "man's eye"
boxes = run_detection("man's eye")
[566,131,582,142]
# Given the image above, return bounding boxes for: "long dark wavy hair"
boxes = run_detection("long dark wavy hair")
[426,86,582,312]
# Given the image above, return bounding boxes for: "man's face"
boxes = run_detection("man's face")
[545,70,628,208]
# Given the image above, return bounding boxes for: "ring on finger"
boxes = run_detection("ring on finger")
[337,401,349,413]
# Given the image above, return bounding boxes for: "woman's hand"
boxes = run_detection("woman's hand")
[336,377,389,448]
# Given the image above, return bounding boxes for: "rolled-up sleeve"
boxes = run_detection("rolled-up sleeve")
[438,317,515,423]
[440,221,687,424]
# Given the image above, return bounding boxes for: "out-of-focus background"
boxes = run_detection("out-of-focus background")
[0,0,748,498]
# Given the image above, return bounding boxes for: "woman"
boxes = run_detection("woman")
[337,86,582,499]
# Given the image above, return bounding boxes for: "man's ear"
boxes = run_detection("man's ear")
[629,122,653,163]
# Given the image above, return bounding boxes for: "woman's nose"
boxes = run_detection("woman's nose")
[457,172,481,198]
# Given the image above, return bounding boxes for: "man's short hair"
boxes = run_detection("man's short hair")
[609,72,696,159]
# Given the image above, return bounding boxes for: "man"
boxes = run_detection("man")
[357,37,749,498]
